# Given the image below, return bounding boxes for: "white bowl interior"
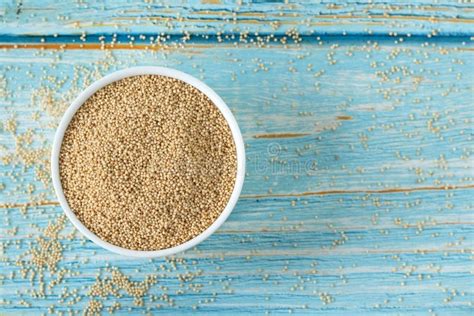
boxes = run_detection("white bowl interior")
[51,66,245,258]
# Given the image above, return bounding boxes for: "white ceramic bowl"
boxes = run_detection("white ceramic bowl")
[51,66,245,258]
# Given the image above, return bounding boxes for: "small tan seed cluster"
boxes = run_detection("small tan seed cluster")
[59,75,237,250]
[88,268,157,308]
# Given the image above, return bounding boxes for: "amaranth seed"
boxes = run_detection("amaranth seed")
[59,75,237,251]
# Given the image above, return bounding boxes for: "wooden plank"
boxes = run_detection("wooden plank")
[0,0,473,37]
[0,37,472,202]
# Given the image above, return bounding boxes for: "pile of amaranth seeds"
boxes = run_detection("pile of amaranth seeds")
[59,75,237,251]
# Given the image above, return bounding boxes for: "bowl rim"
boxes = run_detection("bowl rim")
[51,66,246,258]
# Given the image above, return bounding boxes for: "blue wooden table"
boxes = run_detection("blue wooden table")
[1,1,473,315]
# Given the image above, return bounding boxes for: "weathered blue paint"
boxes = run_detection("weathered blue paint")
[0,1,473,315]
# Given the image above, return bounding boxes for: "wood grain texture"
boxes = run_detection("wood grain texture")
[0,0,473,315]
[1,0,474,37]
